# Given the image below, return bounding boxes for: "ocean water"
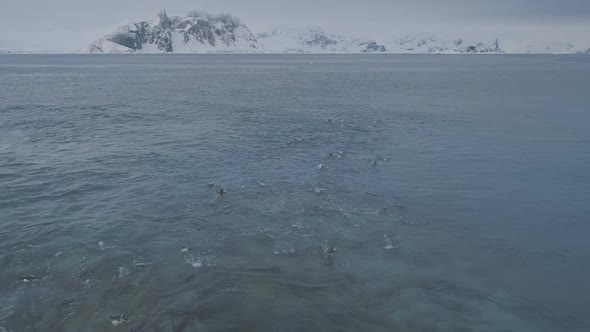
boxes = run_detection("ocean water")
[0,54,589,332]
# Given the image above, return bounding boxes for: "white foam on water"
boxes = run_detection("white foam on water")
[110,315,129,326]
[273,247,295,255]
[117,265,132,279]
[98,241,117,250]
[181,249,202,268]
[185,256,202,268]
[384,234,400,250]
[133,256,152,268]
[58,312,75,325]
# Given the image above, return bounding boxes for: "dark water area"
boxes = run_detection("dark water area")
[1,54,589,331]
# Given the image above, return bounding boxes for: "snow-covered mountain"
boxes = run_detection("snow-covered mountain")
[255,28,386,54]
[86,10,589,55]
[89,10,386,54]
[89,10,258,53]
[385,34,502,54]
[384,34,590,54]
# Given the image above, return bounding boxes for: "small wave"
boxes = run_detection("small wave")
[133,256,152,268]
[117,265,132,279]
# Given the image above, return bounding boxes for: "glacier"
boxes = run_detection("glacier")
[384,33,502,54]
[254,28,387,54]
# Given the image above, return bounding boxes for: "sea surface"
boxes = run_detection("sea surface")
[1,54,589,332]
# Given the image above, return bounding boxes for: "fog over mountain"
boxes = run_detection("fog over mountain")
[1,0,589,53]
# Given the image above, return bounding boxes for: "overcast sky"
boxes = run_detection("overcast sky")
[1,0,589,51]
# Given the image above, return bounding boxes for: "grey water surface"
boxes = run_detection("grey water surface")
[1,54,589,332]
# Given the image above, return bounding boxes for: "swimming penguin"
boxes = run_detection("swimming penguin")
[323,246,339,266]
[20,275,38,283]
[110,314,131,326]
[325,246,338,255]
[317,163,326,170]
[371,160,378,166]
[207,181,214,189]
[218,187,225,196]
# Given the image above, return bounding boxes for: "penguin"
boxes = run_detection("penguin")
[323,246,339,266]
[20,275,37,283]
[110,314,131,326]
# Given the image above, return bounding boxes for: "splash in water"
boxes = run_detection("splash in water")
[384,234,401,250]
[181,247,202,268]
[98,241,117,250]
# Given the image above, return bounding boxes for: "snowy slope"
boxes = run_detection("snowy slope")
[256,28,386,54]
[385,34,502,54]
[383,34,589,54]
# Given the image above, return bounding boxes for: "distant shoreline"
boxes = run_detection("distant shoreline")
[1,52,588,55]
